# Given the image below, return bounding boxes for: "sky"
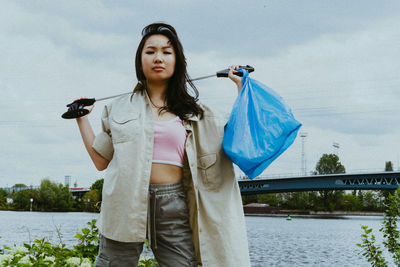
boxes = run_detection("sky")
[1,0,400,188]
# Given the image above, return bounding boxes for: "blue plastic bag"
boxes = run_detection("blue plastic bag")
[222,69,302,179]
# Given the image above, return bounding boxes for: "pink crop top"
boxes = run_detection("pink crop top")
[152,117,188,167]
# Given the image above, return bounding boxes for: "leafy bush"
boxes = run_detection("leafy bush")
[72,219,99,262]
[358,188,400,266]
[0,219,158,267]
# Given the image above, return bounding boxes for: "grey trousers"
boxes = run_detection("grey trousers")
[95,181,197,267]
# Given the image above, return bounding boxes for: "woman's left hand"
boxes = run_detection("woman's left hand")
[228,65,243,93]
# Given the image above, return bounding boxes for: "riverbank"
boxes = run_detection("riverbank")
[245,212,383,220]
[243,203,383,217]
[0,211,382,265]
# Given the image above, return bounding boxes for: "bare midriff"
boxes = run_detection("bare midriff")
[150,163,183,184]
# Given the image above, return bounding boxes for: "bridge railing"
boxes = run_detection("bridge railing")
[239,171,400,194]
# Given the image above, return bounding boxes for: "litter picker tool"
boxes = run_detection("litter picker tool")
[61,65,254,119]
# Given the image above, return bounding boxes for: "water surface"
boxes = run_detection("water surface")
[0,211,389,266]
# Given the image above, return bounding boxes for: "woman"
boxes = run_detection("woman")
[76,23,250,267]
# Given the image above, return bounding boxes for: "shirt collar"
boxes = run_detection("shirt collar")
[186,114,199,121]
[132,82,151,105]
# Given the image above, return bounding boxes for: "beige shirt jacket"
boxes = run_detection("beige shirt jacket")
[92,83,250,267]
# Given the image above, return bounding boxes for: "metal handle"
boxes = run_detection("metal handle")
[62,65,256,119]
[216,65,254,77]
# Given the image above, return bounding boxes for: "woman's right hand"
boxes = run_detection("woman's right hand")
[84,104,94,114]
[74,97,94,116]
[74,98,94,120]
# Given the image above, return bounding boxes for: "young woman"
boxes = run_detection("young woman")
[76,23,250,267]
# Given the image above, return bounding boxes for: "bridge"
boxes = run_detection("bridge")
[239,171,400,194]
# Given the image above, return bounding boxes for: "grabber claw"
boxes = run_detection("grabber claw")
[61,98,95,119]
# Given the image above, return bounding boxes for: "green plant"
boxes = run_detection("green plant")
[358,188,400,266]
[73,219,99,262]
[358,226,387,267]
[381,191,400,265]
[1,241,79,266]
[138,256,159,267]
[0,219,159,267]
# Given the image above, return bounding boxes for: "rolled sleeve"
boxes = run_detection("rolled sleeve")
[92,105,114,161]
[93,132,114,161]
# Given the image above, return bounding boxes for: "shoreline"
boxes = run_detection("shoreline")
[0,209,383,217]
[243,204,383,217]
[245,210,383,218]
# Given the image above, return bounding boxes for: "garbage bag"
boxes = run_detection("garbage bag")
[222,69,301,179]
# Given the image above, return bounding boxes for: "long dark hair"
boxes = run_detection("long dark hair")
[135,22,203,120]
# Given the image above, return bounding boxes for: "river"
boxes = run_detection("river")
[0,211,391,266]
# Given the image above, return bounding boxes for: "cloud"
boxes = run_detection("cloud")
[1,1,400,188]
[247,16,400,135]
[0,1,136,187]
[184,15,400,175]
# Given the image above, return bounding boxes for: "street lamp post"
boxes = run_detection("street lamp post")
[30,198,33,212]
[300,132,308,176]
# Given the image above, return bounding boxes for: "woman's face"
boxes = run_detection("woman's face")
[141,34,176,84]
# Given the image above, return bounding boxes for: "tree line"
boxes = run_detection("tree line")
[0,178,104,212]
[0,154,396,213]
[242,154,396,212]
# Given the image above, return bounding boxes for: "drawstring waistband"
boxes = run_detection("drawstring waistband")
[147,181,184,251]
[148,187,157,250]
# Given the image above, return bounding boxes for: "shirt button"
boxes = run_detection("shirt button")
[199,228,202,233]
[195,185,198,190]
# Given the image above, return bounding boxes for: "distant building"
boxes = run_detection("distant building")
[65,175,71,188]
[70,187,90,199]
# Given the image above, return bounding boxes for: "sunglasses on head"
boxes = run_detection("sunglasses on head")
[142,25,175,37]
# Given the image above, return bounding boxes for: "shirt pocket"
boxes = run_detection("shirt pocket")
[197,153,222,191]
[110,112,140,143]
